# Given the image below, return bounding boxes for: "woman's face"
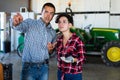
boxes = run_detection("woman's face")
[57,16,71,32]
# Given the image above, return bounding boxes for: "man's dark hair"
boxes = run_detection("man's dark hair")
[55,13,73,25]
[42,2,56,13]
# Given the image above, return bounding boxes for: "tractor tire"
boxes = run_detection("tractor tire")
[101,41,120,67]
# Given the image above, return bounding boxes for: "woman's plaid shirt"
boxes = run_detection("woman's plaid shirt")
[56,33,85,74]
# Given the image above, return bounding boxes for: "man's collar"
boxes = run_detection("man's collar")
[39,18,52,29]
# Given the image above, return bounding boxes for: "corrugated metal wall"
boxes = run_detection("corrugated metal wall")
[32,0,120,29]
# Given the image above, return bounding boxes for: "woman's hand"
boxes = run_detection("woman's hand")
[73,58,78,63]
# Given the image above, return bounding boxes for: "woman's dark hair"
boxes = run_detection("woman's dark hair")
[55,13,73,25]
[42,3,56,13]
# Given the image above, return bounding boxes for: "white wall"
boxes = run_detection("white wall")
[31,0,60,13]
[110,16,120,28]
[73,13,109,28]
[31,0,110,13]
[77,0,110,12]
[32,0,120,29]
[110,0,120,14]
[110,0,120,28]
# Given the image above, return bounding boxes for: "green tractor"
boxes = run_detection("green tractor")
[67,25,120,67]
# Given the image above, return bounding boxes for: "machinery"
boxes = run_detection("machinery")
[0,12,11,53]
[68,25,120,66]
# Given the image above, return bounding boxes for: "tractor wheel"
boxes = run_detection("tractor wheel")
[101,41,120,66]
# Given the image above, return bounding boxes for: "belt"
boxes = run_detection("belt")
[24,59,49,66]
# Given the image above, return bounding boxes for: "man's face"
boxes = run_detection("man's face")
[41,6,55,25]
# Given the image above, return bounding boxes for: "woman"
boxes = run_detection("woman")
[55,13,85,80]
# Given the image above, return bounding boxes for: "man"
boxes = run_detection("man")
[11,3,56,80]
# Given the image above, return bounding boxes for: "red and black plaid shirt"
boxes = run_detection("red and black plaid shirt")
[56,33,85,74]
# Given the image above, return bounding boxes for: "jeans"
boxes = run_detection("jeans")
[21,62,49,80]
[57,69,82,80]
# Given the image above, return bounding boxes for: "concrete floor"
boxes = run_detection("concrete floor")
[0,52,120,80]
